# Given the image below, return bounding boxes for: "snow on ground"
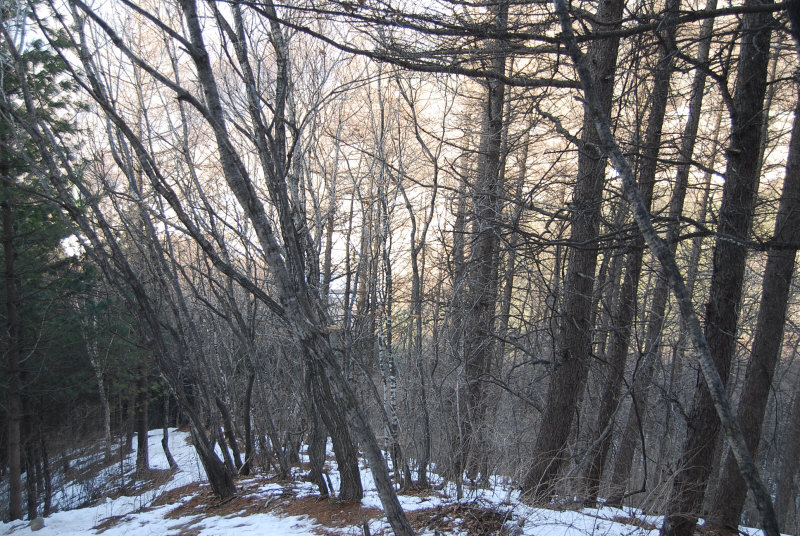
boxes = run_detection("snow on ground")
[0,430,775,535]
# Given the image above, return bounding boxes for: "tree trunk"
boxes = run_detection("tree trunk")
[606,14,721,497]
[215,396,243,472]
[307,371,330,498]
[124,390,135,455]
[553,0,779,533]
[25,444,37,520]
[775,370,800,533]
[305,360,363,501]
[449,184,467,490]
[522,0,624,499]
[191,425,236,499]
[708,87,800,529]
[136,373,150,475]
[3,172,23,521]
[661,3,773,534]
[241,373,255,476]
[40,437,51,516]
[217,428,236,474]
[583,0,679,504]
[162,395,178,470]
[461,0,508,480]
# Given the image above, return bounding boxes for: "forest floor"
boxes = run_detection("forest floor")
[0,429,771,535]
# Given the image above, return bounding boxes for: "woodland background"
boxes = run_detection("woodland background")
[1,0,799,534]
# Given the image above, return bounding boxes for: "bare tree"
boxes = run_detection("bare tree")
[522,0,624,499]
[708,82,800,529]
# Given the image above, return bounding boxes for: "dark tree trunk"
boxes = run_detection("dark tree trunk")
[606,0,718,504]
[162,395,177,470]
[2,172,23,521]
[708,88,800,529]
[522,0,624,499]
[241,373,255,476]
[124,391,135,455]
[461,0,508,480]
[553,0,778,532]
[583,0,679,504]
[25,445,37,520]
[262,401,291,479]
[215,396,243,472]
[191,426,236,499]
[307,384,330,497]
[661,3,773,534]
[309,362,363,502]
[449,187,467,493]
[217,427,236,474]
[775,373,800,533]
[40,437,51,516]
[135,374,150,475]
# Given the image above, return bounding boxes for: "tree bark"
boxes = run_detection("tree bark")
[662,2,774,534]
[551,0,779,534]
[775,370,800,532]
[306,368,330,497]
[25,444,37,519]
[606,21,720,498]
[2,169,23,521]
[241,373,255,476]
[162,395,178,470]
[583,0,679,504]
[708,87,800,529]
[308,362,363,501]
[461,0,508,480]
[136,372,150,475]
[40,437,51,516]
[522,0,624,499]
[215,396,243,472]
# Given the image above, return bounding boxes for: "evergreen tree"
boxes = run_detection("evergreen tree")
[0,3,97,519]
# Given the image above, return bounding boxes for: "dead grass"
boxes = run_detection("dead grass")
[398,485,446,499]
[150,477,387,535]
[408,502,514,535]
[151,482,206,507]
[95,466,524,536]
[281,496,383,534]
[94,515,130,533]
[697,523,739,536]
[611,515,658,530]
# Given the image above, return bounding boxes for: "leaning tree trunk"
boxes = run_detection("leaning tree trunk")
[161,394,178,470]
[775,368,800,532]
[606,9,720,498]
[215,396,243,472]
[308,362,363,502]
